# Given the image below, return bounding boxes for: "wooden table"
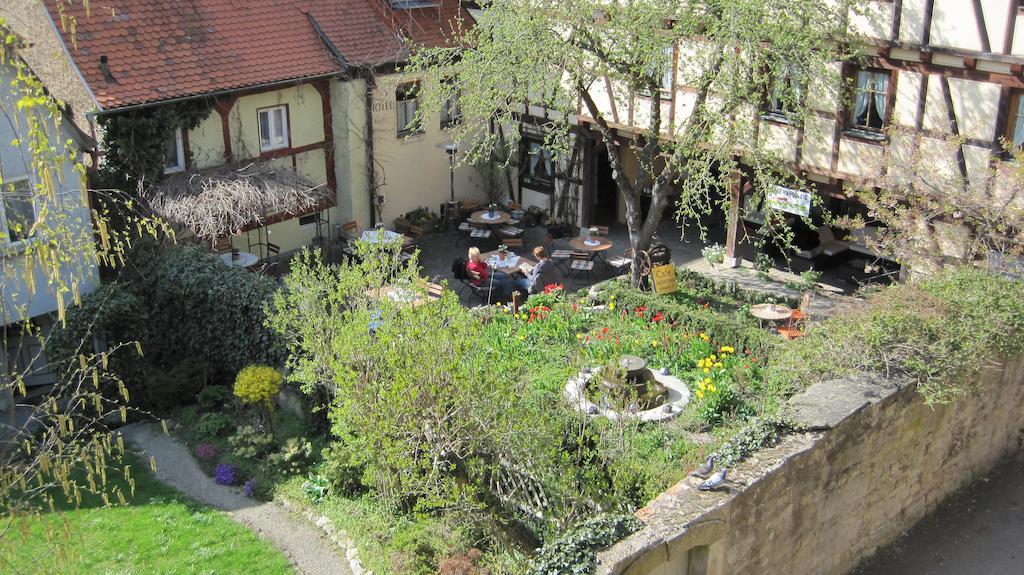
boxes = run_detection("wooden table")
[481,250,536,275]
[219,251,258,268]
[749,303,793,329]
[569,236,613,253]
[469,210,511,225]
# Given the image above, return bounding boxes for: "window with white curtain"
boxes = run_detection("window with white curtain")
[1,175,36,243]
[396,82,421,136]
[520,140,554,192]
[258,105,289,152]
[849,69,891,131]
[766,63,804,118]
[1007,91,1024,150]
[659,43,675,91]
[440,78,462,128]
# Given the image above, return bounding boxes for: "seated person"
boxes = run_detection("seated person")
[466,247,514,295]
[509,246,559,295]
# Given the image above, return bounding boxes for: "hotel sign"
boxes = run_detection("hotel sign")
[768,185,812,217]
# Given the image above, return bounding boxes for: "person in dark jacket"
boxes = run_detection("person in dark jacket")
[510,246,558,294]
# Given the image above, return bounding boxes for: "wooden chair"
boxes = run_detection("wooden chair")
[550,248,573,272]
[460,200,481,219]
[568,251,595,284]
[605,249,633,275]
[426,282,444,300]
[469,221,493,241]
[342,221,360,241]
[451,257,496,304]
[502,237,524,251]
[498,225,524,238]
[405,225,425,246]
[213,236,233,254]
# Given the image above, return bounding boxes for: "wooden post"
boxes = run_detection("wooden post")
[724,169,742,268]
[511,291,523,314]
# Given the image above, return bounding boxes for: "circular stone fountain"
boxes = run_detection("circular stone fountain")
[564,355,690,422]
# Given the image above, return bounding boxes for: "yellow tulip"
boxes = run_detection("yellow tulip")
[714,362,723,368]
[696,390,704,398]
[708,384,716,392]
[703,368,710,373]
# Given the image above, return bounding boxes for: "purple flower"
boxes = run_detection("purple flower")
[195,443,219,462]
[214,463,237,486]
[244,479,256,497]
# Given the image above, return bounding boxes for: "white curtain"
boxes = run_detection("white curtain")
[1014,97,1024,147]
[872,72,889,124]
[853,70,871,124]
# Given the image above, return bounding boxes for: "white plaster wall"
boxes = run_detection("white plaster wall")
[949,78,1001,141]
[930,0,984,52]
[0,65,97,323]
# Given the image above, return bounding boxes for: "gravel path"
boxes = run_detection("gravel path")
[120,423,351,575]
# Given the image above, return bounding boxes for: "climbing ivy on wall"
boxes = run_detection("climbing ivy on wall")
[98,99,213,191]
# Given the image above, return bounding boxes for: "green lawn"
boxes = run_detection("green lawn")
[3,454,293,575]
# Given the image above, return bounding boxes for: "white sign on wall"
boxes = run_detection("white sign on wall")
[767,185,812,217]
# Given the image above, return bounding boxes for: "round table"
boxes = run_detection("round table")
[482,250,536,275]
[569,236,613,252]
[219,251,258,268]
[749,303,793,329]
[469,210,511,225]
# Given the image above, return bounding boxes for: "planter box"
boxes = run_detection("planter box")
[407,217,441,233]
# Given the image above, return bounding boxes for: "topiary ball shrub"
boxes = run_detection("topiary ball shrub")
[234,365,283,408]
[195,443,219,462]
[214,463,237,486]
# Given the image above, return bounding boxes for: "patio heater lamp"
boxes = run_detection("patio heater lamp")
[436,141,459,202]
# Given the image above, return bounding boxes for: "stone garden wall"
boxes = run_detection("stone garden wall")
[597,354,1024,575]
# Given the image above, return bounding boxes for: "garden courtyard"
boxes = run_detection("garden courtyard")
[11,228,1016,575]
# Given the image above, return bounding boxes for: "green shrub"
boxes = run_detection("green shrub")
[320,443,366,496]
[529,513,641,575]
[197,385,234,410]
[269,437,314,475]
[48,283,149,394]
[121,244,285,376]
[228,425,277,459]
[194,412,236,441]
[234,365,283,408]
[146,358,209,412]
[765,268,1024,404]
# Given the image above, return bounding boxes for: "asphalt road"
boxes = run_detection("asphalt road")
[853,453,1024,575]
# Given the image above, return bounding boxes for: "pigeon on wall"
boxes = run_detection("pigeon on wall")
[698,468,728,491]
[691,455,715,479]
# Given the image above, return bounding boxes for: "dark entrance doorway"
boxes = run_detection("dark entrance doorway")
[590,143,618,226]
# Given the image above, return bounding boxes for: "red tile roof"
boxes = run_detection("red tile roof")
[44,0,469,110]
